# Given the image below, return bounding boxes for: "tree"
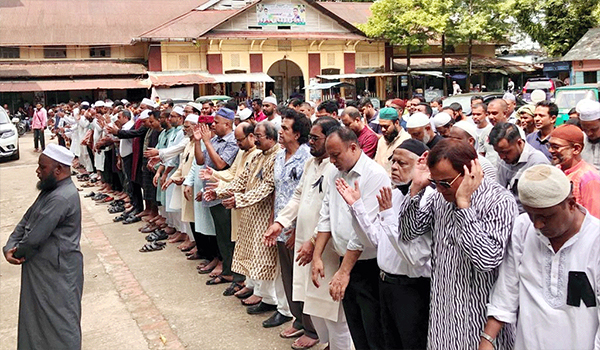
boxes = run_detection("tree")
[449,0,512,92]
[358,0,449,97]
[513,0,600,57]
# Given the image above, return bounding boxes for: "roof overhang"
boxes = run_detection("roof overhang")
[0,78,150,92]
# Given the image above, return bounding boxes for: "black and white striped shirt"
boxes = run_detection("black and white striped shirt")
[400,178,518,350]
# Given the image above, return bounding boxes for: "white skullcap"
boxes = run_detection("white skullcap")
[141,98,154,107]
[80,101,90,106]
[530,89,546,104]
[138,110,151,120]
[173,106,185,116]
[502,92,516,102]
[432,112,452,128]
[110,115,118,123]
[94,100,105,108]
[576,99,600,121]
[105,101,114,108]
[187,102,203,113]
[238,108,252,121]
[518,164,571,209]
[185,114,199,124]
[42,144,74,166]
[453,120,478,140]
[121,99,129,105]
[263,96,277,105]
[406,112,430,128]
[307,101,316,108]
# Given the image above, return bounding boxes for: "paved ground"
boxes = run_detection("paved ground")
[0,134,326,350]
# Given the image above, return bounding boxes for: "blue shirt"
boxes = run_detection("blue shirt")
[526,130,552,161]
[274,143,311,242]
[203,131,239,207]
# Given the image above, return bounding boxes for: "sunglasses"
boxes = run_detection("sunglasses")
[428,172,461,189]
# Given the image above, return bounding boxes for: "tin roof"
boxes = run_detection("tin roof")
[138,9,241,41]
[317,2,372,26]
[0,78,150,92]
[562,27,600,61]
[393,55,540,74]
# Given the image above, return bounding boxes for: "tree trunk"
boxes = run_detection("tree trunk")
[407,44,412,98]
[466,37,472,94]
[442,33,447,96]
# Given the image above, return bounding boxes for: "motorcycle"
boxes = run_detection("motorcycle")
[11,117,26,137]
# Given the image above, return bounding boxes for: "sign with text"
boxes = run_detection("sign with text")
[256,4,306,26]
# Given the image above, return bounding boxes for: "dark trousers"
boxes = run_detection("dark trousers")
[86,146,96,172]
[122,155,143,212]
[57,135,65,147]
[379,273,430,350]
[33,129,45,150]
[342,258,384,350]
[209,204,243,282]
[191,222,220,260]
[277,242,318,339]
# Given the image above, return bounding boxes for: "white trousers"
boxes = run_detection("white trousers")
[253,272,291,317]
[310,307,353,350]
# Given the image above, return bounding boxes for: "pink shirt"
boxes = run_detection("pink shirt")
[31,108,47,129]
[564,160,600,219]
[357,126,378,158]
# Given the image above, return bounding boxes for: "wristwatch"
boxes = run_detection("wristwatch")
[480,331,497,350]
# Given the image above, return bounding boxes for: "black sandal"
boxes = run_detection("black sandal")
[206,275,232,285]
[139,241,166,252]
[223,282,245,296]
[145,230,168,242]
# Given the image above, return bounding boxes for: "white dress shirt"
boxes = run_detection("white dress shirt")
[350,187,432,278]
[487,210,600,350]
[317,152,390,260]
[119,120,134,157]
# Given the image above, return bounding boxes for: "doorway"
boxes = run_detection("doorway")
[266,59,304,102]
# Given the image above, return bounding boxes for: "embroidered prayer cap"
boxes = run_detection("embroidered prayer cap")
[550,124,584,145]
[138,110,151,120]
[173,106,185,116]
[216,107,235,120]
[518,164,571,208]
[42,144,74,166]
[406,112,430,128]
[185,114,199,124]
[263,96,277,105]
[238,108,253,121]
[576,99,600,121]
[453,120,478,140]
[432,112,452,128]
[379,107,399,121]
[398,139,429,157]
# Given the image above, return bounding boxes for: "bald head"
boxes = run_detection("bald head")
[487,99,509,126]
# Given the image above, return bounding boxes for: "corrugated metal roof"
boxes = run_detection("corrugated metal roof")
[393,56,540,74]
[0,61,147,78]
[148,73,215,87]
[138,9,240,40]
[203,31,366,40]
[317,2,372,26]
[562,27,600,61]
[0,0,207,46]
[0,78,150,92]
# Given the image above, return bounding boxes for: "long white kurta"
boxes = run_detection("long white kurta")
[487,210,600,350]
[275,157,342,321]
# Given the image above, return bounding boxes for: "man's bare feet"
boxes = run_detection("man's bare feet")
[178,239,195,251]
[197,258,218,273]
[291,335,319,350]
[209,261,223,277]
[168,232,186,243]
[234,286,253,298]
[280,325,304,338]
[163,226,176,235]
[241,294,262,306]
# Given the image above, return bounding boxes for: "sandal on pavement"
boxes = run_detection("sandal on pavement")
[280,327,305,339]
[235,288,254,299]
[139,241,166,252]
[145,230,168,242]
[241,296,262,306]
[223,282,245,296]
[291,335,319,350]
[206,275,231,285]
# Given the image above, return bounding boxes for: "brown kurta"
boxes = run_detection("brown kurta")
[216,143,280,280]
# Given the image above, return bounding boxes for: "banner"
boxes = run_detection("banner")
[256,4,306,26]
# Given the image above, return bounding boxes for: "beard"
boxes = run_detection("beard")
[384,128,399,143]
[310,146,326,158]
[423,132,432,145]
[37,173,58,192]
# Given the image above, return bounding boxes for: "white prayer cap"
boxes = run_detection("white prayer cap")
[530,89,546,104]
[187,102,203,113]
[42,144,74,166]
[432,112,452,128]
[173,106,185,116]
[453,120,478,140]
[139,110,151,120]
[141,98,154,107]
[110,115,118,123]
[94,100,105,108]
[576,99,600,121]
[81,101,90,107]
[185,114,199,124]
[105,101,114,108]
[406,112,430,128]
[502,92,516,102]
[307,101,316,108]
[263,96,277,105]
[238,108,252,121]
[518,164,571,209]
[121,99,129,105]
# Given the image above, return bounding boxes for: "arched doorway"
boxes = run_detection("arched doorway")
[266,59,304,102]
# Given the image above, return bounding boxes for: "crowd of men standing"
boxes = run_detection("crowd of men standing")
[5,90,600,350]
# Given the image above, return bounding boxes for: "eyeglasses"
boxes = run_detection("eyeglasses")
[548,142,572,151]
[308,134,324,142]
[428,173,461,189]
[235,135,247,142]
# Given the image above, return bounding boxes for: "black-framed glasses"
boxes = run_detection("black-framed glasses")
[429,173,461,189]
[308,134,324,142]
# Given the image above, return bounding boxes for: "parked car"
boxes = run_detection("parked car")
[442,92,525,115]
[554,83,600,124]
[0,106,19,160]
[522,77,564,102]
[195,95,233,104]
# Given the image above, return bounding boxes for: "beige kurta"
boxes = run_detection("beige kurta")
[216,143,280,280]
[374,127,411,175]
[170,139,195,223]
[275,157,343,322]
[213,146,261,241]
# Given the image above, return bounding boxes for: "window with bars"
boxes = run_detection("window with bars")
[0,47,20,59]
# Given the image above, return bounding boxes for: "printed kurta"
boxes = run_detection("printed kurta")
[3,177,83,350]
[216,143,280,280]
[170,139,196,222]
[400,178,518,350]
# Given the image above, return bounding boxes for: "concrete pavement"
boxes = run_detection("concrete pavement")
[1,134,326,350]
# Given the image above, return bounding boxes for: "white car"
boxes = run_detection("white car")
[0,106,19,160]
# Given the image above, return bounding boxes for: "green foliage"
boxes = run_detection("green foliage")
[513,0,600,56]
[449,0,512,44]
